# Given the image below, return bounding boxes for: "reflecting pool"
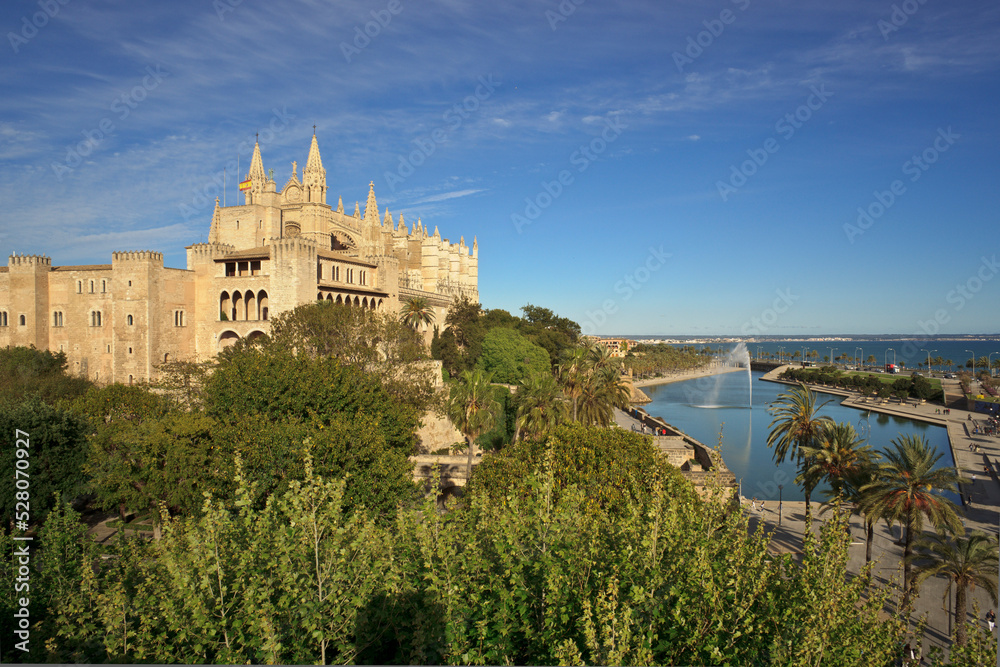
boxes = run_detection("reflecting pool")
[642,370,954,502]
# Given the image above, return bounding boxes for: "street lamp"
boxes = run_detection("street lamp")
[885,347,895,369]
[855,346,863,371]
[778,485,783,526]
[965,349,975,378]
[778,346,785,364]
[989,352,1000,378]
[829,347,838,367]
[802,346,808,365]
[921,348,937,375]
[756,346,762,361]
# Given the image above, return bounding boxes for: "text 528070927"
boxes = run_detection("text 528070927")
[13,428,33,653]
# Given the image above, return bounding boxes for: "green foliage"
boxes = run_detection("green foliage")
[150,359,216,411]
[470,423,689,516]
[70,382,173,428]
[473,385,516,452]
[205,345,418,452]
[211,414,419,520]
[861,434,964,607]
[432,298,583,375]
[447,369,502,457]
[0,346,93,405]
[10,435,909,665]
[476,327,550,385]
[267,300,437,413]
[85,412,219,531]
[0,397,89,527]
[513,371,570,443]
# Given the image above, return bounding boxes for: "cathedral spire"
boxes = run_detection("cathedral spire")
[245,140,267,204]
[303,133,327,204]
[209,198,221,243]
[337,196,344,214]
[354,201,360,218]
[247,140,266,183]
[364,181,379,224]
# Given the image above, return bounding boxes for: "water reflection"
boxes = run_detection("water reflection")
[643,371,954,501]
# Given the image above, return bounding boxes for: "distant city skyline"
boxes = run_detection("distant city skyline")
[1,0,998,335]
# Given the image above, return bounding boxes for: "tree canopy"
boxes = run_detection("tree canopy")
[476,327,550,385]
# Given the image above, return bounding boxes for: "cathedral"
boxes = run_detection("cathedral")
[0,133,480,384]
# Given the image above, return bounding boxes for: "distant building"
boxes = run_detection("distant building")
[0,134,479,384]
[587,337,635,358]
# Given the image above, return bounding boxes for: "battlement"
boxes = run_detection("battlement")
[112,250,164,263]
[8,253,51,268]
[186,243,235,258]
[269,236,318,253]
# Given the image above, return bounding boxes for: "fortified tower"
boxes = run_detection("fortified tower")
[5,253,50,348]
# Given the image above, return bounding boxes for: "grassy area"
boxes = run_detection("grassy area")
[843,371,942,393]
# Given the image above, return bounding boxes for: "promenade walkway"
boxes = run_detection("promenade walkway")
[758,365,1000,661]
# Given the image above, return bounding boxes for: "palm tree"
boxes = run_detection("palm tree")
[513,372,569,443]
[576,365,631,427]
[399,297,435,330]
[557,346,591,422]
[861,434,965,610]
[447,369,502,477]
[842,458,882,565]
[800,421,873,500]
[766,383,834,526]
[912,531,998,646]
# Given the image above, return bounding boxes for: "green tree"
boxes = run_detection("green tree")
[912,531,999,647]
[85,412,218,539]
[841,457,883,565]
[558,346,591,422]
[205,345,418,452]
[476,327,551,385]
[576,365,631,427]
[399,296,436,330]
[210,413,418,520]
[800,421,873,501]
[150,359,216,411]
[0,397,89,528]
[267,300,436,413]
[766,383,834,528]
[513,372,569,443]
[71,382,173,427]
[0,346,92,405]
[861,434,964,609]
[447,368,502,476]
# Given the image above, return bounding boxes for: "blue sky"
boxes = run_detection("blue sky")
[2,0,998,336]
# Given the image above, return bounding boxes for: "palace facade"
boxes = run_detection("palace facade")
[0,134,479,384]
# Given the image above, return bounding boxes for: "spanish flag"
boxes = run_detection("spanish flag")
[239,179,252,191]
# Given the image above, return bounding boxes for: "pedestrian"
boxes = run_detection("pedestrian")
[987,609,996,632]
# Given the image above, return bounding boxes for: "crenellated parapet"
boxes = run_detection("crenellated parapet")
[8,253,51,268]
[112,251,164,263]
[186,243,235,258]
